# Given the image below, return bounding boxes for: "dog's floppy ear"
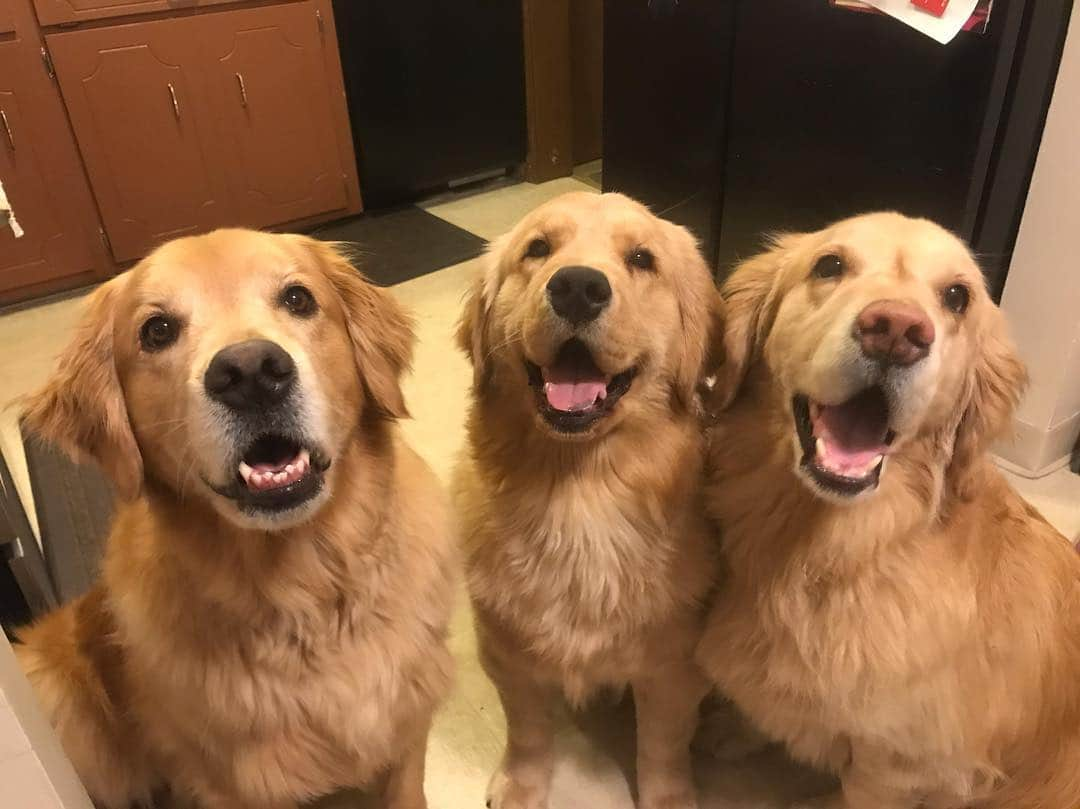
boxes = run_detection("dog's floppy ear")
[703,236,791,415]
[946,308,1027,500]
[305,238,416,420]
[22,277,143,500]
[456,233,507,391]
[668,225,727,412]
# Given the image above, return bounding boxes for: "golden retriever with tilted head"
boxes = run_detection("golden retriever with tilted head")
[16,230,456,809]
[454,192,725,809]
[696,212,1080,808]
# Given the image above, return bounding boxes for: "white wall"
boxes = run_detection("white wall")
[998,6,1080,475]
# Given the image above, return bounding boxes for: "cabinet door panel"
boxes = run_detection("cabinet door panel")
[200,2,347,228]
[48,21,230,261]
[0,10,108,300]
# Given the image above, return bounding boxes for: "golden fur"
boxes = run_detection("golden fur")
[454,192,725,809]
[697,212,1080,808]
[16,230,456,809]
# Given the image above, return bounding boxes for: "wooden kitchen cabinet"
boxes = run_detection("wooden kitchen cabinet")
[47,18,231,262]
[0,0,111,303]
[200,2,348,228]
[46,0,355,262]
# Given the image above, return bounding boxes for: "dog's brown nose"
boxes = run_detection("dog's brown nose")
[855,300,935,367]
[204,339,296,410]
[547,266,612,326]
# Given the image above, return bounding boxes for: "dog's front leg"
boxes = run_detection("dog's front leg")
[377,723,431,809]
[480,641,556,809]
[792,750,924,809]
[632,662,709,809]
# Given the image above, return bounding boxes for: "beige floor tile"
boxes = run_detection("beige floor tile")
[391,258,476,485]
[1,293,88,541]
[422,177,597,242]
[573,159,603,190]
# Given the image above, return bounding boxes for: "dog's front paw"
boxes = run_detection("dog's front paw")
[485,765,549,809]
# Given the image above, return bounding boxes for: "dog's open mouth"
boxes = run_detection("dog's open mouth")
[525,339,636,434]
[793,388,896,497]
[210,433,330,514]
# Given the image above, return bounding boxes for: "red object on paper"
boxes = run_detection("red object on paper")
[911,0,950,16]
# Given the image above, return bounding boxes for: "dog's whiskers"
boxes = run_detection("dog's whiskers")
[174,441,199,503]
[482,329,523,366]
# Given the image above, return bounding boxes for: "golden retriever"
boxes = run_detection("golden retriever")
[453,192,724,809]
[696,212,1080,808]
[16,230,456,809]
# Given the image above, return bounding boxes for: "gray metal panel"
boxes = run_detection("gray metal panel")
[21,428,112,605]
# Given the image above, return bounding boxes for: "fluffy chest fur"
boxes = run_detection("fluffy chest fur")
[458,417,716,698]
[703,424,980,754]
[699,401,1080,802]
[104,448,455,801]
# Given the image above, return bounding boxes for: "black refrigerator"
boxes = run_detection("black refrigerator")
[331,0,527,209]
[604,0,1073,299]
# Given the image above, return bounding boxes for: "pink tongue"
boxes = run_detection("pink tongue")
[816,441,881,475]
[813,405,888,475]
[544,381,607,412]
[250,455,296,474]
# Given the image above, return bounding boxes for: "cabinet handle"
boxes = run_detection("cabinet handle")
[235,73,248,108]
[0,110,12,151]
[167,83,181,121]
[316,8,324,34]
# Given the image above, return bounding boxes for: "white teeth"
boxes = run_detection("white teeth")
[871,454,884,470]
[238,448,312,492]
[816,438,826,458]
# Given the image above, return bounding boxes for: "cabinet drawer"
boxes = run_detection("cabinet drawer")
[32,0,295,28]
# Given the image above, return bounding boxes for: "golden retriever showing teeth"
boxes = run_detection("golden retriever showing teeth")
[454,192,725,809]
[16,230,456,809]
[697,212,1080,809]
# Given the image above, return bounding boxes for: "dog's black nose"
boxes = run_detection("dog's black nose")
[204,339,296,410]
[546,266,612,326]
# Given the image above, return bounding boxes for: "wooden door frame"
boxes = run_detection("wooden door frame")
[521,0,574,183]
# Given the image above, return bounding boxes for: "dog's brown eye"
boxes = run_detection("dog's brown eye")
[812,254,844,279]
[524,238,551,260]
[281,285,317,317]
[628,247,656,272]
[942,284,970,315]
[139,315,180,352]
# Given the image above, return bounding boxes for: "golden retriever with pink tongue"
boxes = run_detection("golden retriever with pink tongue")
[454,192,725,809]
[697,212,1080,809]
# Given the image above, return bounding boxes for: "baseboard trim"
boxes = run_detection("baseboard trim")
[995,412,1080,478]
